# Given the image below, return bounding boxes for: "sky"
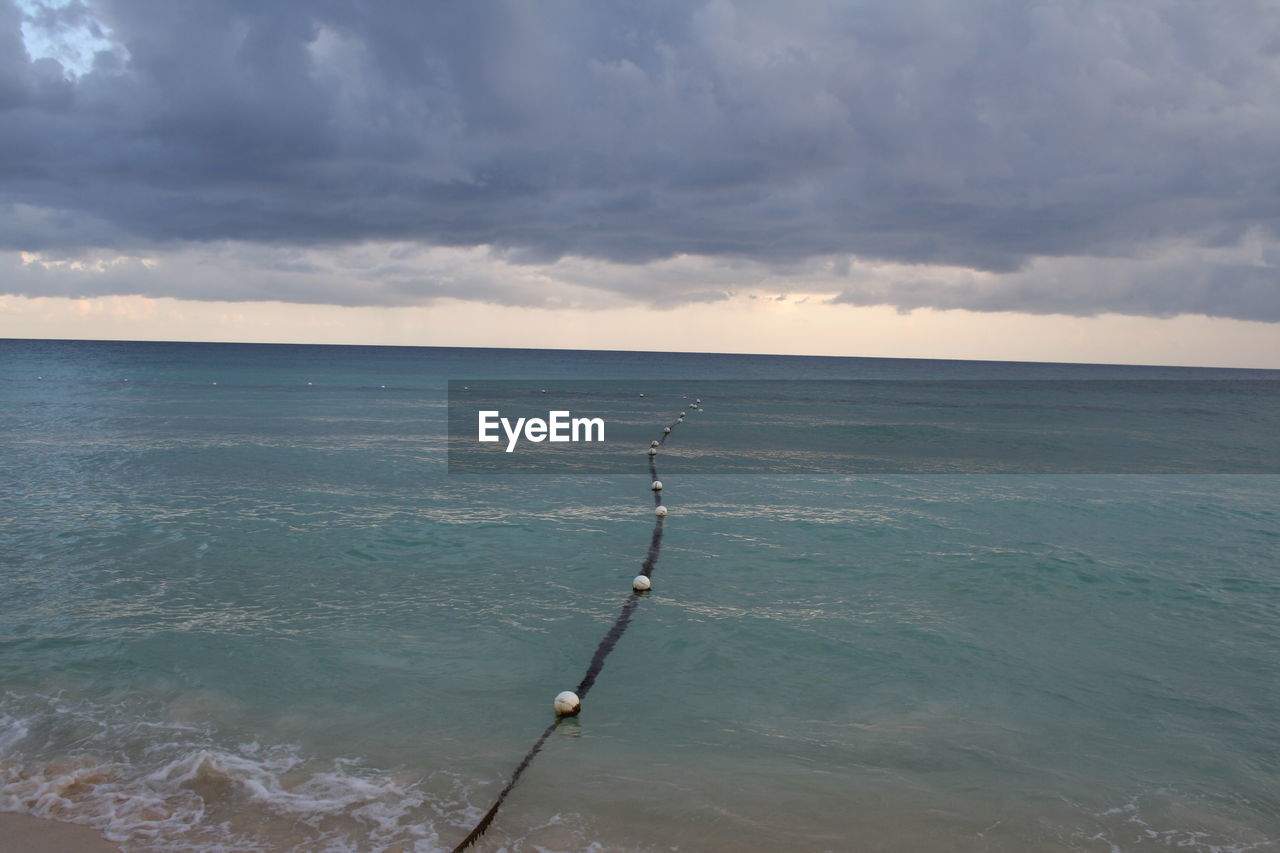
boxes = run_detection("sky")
[2,0,1279,367]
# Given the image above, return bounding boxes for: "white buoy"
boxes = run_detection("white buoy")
[307,382,313,386]
[655,505,668,517]
[663,427,671,434]
[632,575,651,592]
[651,440,660,447]
[639,393,645,397]
[648,448,657,456]
[463,385,469,390]
[554,691,581,716]
[680,411,687,417]
[695,398,701,404]
[212,382,217,385]
[541,389,548,394]
[36,376,43,381]
[651,480,663,490]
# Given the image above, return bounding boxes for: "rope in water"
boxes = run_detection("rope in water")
[450,399,702,852]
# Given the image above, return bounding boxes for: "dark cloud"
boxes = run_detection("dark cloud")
[2,0,1280,320]
[829,255,1280,323]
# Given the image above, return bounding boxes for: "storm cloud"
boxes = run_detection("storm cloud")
[3,0,1279,320]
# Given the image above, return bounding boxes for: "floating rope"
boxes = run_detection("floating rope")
[450,402,697,852]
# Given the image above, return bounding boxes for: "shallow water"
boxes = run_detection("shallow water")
[1,340,1278,852]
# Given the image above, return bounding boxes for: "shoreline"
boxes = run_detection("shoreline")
[0,812,120,853]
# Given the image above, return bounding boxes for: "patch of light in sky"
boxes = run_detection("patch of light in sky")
[17,0,122,78]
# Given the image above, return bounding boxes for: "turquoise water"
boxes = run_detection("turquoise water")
[1,339,1279,852]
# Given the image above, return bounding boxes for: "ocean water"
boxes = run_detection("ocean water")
[1,338,1279,852]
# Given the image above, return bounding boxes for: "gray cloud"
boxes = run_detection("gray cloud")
[830,237,1280,322]
[2,0,1280,321]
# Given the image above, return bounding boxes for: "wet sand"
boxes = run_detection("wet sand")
[0,813,120,852]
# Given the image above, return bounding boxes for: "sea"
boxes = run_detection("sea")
[1,338,1278,853]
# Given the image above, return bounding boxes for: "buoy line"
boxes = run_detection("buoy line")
[450,401,699,852]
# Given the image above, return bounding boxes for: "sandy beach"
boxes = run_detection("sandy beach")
[0,813,120,852]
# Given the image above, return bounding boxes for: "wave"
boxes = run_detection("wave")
[0,692,480,852]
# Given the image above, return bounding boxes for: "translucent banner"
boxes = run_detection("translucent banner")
[447,380,1280,474]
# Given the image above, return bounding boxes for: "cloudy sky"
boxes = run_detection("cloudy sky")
[3,0,1279,366]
